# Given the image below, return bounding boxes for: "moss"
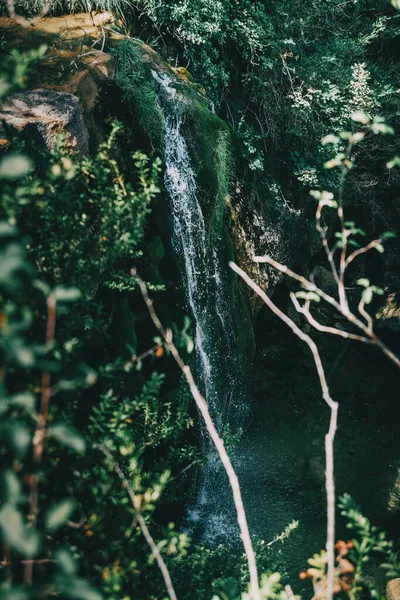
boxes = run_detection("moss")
[112,39,165,147]
[183,97,232,229]
[173,66,195,83]
[143,235,166,286]
[224,226,255,360]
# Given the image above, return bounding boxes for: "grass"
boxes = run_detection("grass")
[112,39,165,146]
[0,0,132,17]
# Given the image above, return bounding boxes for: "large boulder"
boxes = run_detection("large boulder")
[0,89,89,152]
[0,12,118,152]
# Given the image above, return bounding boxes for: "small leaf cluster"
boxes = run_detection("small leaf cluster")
[339,494,400,584]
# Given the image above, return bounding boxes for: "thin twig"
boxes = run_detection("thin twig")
[253,255,400,369]
[168,460,202,483]
[357,297,373,333]
[345,238,383,268]
[316,200,340,289]
[229,261,338,600]
[34,296,56,463]
[95,444,178,600]
[290,294,372,344]
[25,294,56,586]
[337,142,353,312]
[132,269,261,600]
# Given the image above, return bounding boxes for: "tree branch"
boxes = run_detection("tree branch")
[253,255,400,369]
[290,293,372,344]
[132,268,261,600]
[25,294,57,586]
[95,444,178,600]
[229,261,338,600]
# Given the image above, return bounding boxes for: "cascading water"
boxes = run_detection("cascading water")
[152,70,246,542]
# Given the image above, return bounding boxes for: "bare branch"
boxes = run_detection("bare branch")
[253,255,343,312]
[229,261,338,600]
[345,238,383,269]
[290,293,372,344]
[132,268,261,600]
[316,200,340,288]
[337,142,353,312]
[253,255,400,369]
[95,444,178,600]
[357,297,373,333]
[25,294,57,586]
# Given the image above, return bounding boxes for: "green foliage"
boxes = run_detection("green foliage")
[0,50,196,599]
[0,44,47,101]
[339,494,400,587]
[89,372,193,455]
[1,122,160,295]
[2,5,400,599]
[113,40,165,146]
[170,535,289,600]
[0,223,102,597]
[121,0,400,228]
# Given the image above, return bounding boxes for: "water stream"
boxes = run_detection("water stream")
[152,70,242,542]
[150,69,400,574]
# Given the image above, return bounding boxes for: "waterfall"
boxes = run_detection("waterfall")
[152,70,243,542]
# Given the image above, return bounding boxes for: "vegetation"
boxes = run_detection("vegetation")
[1,1,400,599]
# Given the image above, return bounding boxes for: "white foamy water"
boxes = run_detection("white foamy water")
[152,69,242,543]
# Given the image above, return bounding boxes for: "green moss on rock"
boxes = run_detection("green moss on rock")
[112,40,165,146]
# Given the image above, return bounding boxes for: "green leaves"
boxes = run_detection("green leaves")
[338,494,400,583]
[50,423,86,455]
[323,153,346,170]
[0,154,33,180]
[46,499,77,531]
[0,505,40,557]
[321,134,339,145]
[53,286,81,302]
[295,291,320,303]
[357,279,384,304]
[391,0,400,10]
[181,315,194,354]
[54,549,103,600]
[357,278,370,288]
[382,231,396,240]
[387,156,400,169]
[2,422,31,456]
[350,111,370,124]
[55,548,77,576]
[370,116,394,135]
[2,470,22,505]
[0,237,31,291]
[309,190,337,207]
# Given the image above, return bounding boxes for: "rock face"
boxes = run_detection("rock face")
[386,579,400,600]
[0,13,118,152]
[0,89,89,152]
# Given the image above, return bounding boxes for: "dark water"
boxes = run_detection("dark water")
[237,300,400,588]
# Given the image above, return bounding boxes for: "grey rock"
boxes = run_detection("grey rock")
[0,89,89,154]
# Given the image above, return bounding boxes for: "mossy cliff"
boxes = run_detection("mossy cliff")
[0,11,255,387]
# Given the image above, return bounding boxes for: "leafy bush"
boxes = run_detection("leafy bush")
[0,48,196,599]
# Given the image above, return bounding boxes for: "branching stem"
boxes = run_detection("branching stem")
[229,261,338,600]
[25,295,56,585]
[95,444,178,600]
[132,268,261,600]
